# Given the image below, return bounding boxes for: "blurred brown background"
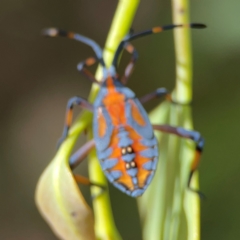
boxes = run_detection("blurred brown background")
[1,0,240,239]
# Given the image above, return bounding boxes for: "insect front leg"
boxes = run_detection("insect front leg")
[70,139,106,199]
[152,124,205,198]
[57,96,93,148]
[77,57,102,84]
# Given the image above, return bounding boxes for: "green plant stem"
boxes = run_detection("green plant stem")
[138,1,199,240]
[87,1,140,239]
[171,0,200,239]
[172,0,192,102]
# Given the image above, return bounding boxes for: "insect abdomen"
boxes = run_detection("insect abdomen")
[97,125,159,197]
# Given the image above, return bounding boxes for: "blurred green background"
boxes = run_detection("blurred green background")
[1,0,240,239]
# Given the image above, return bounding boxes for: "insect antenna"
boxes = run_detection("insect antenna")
[42,28,106,68]
[112,23,206,68]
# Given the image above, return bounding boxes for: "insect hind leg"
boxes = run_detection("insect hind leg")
[152,124,205,198]
[70,140,107,199]
[74,174,107,200]
[139,88,189,105]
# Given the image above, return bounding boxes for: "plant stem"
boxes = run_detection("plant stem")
[138,0,200,239]
[172,0,192,103]
[171,0,200,239]
[87,1,140,239]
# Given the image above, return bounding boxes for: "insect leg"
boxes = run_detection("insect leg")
[70,139,95,169]
[70,139,106,198]
[120,43,138,84]
[77,57,101,84]
[74,175,106,200]
[152,124,205,198]
[139,88,174,104]
[57,97,93,148]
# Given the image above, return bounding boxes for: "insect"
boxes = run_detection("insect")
[43,23,206,197]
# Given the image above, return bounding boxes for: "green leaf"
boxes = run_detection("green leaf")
[35,112,95,240]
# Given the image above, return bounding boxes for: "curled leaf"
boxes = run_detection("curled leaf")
[35,114,95,240]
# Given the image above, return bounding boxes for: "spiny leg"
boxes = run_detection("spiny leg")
[70,139,106,199]
[152,124,205,198]
[120,43,138,85]
[57,97,93,148]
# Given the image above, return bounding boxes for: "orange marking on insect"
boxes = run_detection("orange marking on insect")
[103,78,125,107]
[108,129,119,147]
[97,108,107,137]
[131,140,148,153]
[113,163,134,190]
[135,155,151,166]
[105,77,115,92]
[106,127,135,190]
[125,44,134,53]
[107,103,126,125]
[152,27,163,33]
[108,129,123,159]
[109,145,121,159]
[129,99,146,126]
[118,175,135,191]
[102,80,127,125]
[66,110,73,125]
[126,126,148,152]
[191,150,201,171]
[67,32,75,39]
[86,57,96,66]
[110,155,134,190]
[103,93,125,105]
[137,169,152,188]
[165,94,172,102]
[74,174,91,185]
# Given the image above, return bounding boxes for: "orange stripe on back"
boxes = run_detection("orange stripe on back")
[128,99,146,126]
[102,77,127,125]
[97,108,107,137]
[103,77,125,106]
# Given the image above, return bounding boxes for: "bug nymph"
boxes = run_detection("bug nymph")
[93,73,158,197]
[43,23,206,197]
